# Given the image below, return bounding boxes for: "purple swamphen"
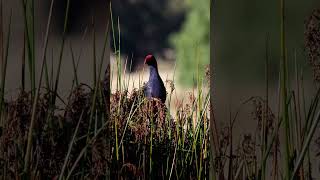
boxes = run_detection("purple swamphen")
[143,54,167,103]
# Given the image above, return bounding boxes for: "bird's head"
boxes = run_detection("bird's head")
[144,54,157,68]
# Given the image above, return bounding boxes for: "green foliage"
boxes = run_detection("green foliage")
[170,0,210,87]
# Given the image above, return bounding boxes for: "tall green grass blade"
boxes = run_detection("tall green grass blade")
[44,56,50,90]
[92,17,97,87]
[290,109,320,180]
[118,98,145,149]
[69,44,79,87]
[280,0,291,178]
[66,120,109,179]
[52,0,70,106]
[21,0,35,96]
[23,0,55,172]
[169,144,177,180]
[59,111,84,180]
[0,10,11,117]
[21,31,26,91]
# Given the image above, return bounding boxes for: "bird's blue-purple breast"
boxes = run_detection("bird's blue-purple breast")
[144,65,166,103]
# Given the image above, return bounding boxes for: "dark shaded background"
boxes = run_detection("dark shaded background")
[2,0,110,98]
[212,0,320,125]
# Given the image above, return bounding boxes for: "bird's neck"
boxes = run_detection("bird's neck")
[149,66,159,79]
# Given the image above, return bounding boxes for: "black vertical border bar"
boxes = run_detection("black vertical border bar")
[209,0,218,179]
[105,1,111,177]
[106,1,110,124]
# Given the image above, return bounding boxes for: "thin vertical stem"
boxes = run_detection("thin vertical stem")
[261,34,269,180]
[22,29,26,91]
[52,0,70,106]
[92,16,97,87]
[23,0,55,173]
[0,10,11,117]
[0,0,3,115]
[280,0,291,178]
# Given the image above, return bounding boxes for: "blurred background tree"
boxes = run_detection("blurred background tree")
[109,0,210,87]
[110,0,185,71]
[170,0,210,87]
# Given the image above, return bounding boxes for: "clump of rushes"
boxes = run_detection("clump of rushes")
[0,1,210,178]
[0,84,111,178]
[252,97,275,137]
[109,87,210,179]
